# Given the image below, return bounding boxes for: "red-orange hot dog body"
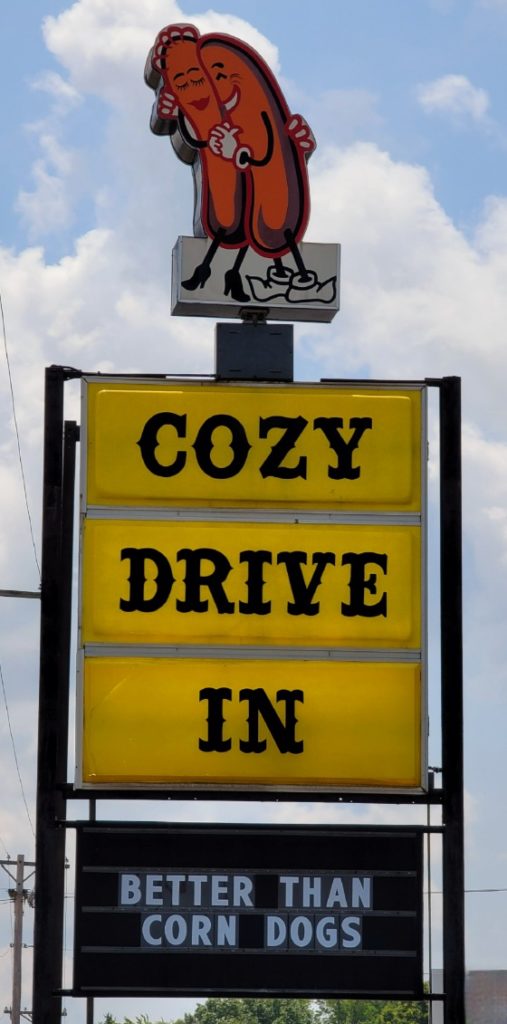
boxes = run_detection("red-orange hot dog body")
[200,35,312,258]
[151,28,245,246]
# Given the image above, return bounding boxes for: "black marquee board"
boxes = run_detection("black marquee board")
[73,823,424,997]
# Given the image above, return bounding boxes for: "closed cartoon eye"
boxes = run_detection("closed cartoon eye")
[211,61,227,81]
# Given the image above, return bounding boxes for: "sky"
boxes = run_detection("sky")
[1,0,507,1018]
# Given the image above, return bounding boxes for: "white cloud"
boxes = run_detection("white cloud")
[16,65,84,239]
[307,144,507,413]
[42,0,279,103]
[16,135,78,235]
[417,73,490,121]
[31,70,82,112]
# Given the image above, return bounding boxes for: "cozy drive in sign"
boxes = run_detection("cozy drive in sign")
[77,376,427,792]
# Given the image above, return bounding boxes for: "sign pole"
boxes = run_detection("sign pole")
[215,320,294,381]
[440,376,465,1024]
[33,368,79,1024]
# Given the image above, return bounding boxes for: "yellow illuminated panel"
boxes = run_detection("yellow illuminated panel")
[81,656,422,789]
[81,519,421,649]
[85,381,422,511]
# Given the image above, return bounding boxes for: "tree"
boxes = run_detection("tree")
[172,999,314,1024]
[317,999,428,1024]
[99,996,428,1024]
[378,1002,428,1023]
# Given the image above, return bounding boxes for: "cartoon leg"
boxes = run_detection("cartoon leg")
[284,230,311,282]
[272,257,293,283]
[245,254,298,302]
[224,247,250,302]
[182,230,225,290]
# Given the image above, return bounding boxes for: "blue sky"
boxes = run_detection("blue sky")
[3,0,507,249]
[1,0,507,1019]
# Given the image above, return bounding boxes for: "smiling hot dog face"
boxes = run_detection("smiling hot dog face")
[147,24,246,245]
[200,33,314,258]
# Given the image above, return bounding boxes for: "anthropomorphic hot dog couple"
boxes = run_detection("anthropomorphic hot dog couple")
[145,23,335,305]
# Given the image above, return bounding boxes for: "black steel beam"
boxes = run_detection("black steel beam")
[60,782,444,804]
[440,376,466,1024]
[33,370,79,1024]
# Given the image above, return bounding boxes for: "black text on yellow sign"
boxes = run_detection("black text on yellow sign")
[82,519,421,649]
[85,381,423,511]
[81,656,422,789]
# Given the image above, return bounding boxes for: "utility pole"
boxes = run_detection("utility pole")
[1,855,36,1024]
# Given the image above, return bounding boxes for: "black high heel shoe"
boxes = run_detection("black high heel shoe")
[182,263,212,290]
[224,268,250,303]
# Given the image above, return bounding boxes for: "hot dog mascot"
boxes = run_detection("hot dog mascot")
[146,24,335,304]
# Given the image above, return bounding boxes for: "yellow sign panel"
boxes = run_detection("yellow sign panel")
[85,381,422,511]
[81,519,421,649]
[81,656,422,789]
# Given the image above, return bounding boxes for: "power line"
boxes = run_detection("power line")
[466,887,507,893]
[0,289,41,580]
[426,887,507,895]
[0,660,35,839]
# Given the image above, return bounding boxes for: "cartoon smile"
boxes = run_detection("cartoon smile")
[224,86,240,111]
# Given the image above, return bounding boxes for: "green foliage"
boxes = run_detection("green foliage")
[172,999,314,1024]
[98,1015,170,1024]
[317,999,428,1024]
[98,996,428,1024]
[378,1002,428,1023]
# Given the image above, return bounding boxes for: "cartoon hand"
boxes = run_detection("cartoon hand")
[157,88,179,120]
[209,122,241,159]
[286,115,316,155]
[209,123,252,168]
[151,24,199,76]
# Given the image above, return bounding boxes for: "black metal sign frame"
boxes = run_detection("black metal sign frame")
[32,367,465,1023]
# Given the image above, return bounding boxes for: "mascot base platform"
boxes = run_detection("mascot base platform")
[172,237,340,323]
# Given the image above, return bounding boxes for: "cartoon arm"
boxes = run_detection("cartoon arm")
[177,111,208,150]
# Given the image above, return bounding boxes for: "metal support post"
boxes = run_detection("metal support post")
[33,368,79,1024]
[215,320,294,380]
[440,376,466,1024]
